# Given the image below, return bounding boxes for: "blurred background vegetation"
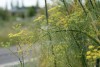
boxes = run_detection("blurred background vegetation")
[0,0,100,67]
[0,0,46,45]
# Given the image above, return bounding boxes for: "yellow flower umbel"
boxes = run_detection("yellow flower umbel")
[86,51,91,55]
[8,30,28,38]
[88,45,94,49]
[86,45,100,60]
[86,56,92,60]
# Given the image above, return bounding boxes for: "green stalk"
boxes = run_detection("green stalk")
[89,0,94,9]
[55,29,100,45]
[62,0,69,15]
[71,31,87,67]
[90,0,99,18]
[8,48,23,67]
[57,27,73,67]
[45,0,48,25]
[78,0,87,15]
[44,0,57,67]
[18,41,24,67]
[96,59,100,67]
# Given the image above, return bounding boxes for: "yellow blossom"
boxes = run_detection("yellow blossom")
[86,51,91,55]
[86,56,92,59]
[93,56,97,59]
[88,45,94,49]
[93,49,97,52]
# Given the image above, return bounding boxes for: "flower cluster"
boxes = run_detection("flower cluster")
[86,45,100,60]
[8,30,28,38]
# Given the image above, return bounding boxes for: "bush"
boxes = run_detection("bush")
[0,8,10,20]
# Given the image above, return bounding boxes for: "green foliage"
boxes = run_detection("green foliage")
[2,0,100,67]
[27,6,37,17]
[0,8,10,20]
[33,0,100,67]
